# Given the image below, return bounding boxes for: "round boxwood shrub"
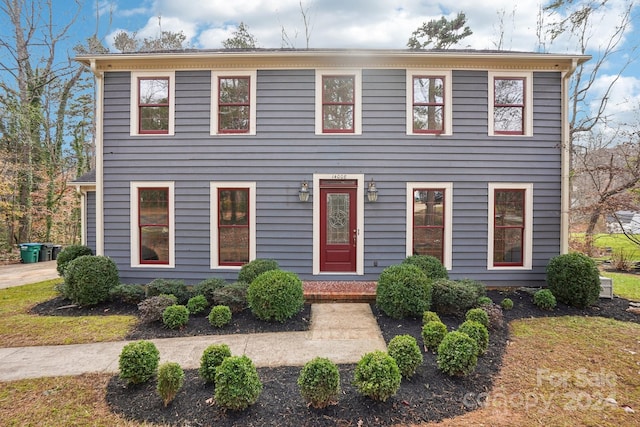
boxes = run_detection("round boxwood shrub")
[162,305,189,329]
[110,284,146,305]
[208,305,232,328]
[119,340,160,385]
[422,310,441,324]
[214,355,262,411]
[533,289,557,310]
[297,357,341,409]
[457,320,489,355]
[193,277,227,304]
[353,351,402,402]
[421,320,448,352]
[430,279,479,315]
[546,252,601,308]
[477,296,493,306]
[437,331,478,377]
[199,343,232,384]
[186,294,209,315]
[500,298,514,310]
[402,254,449,280]
[56,244,93,277]
[146,279,190,304]
[247,270,304,322]
[157,362,184,407]
[238,258,279,284]
[376,264,432,319]
[465,308,490,329]
[64,255,119,306]
[387,334,423,379]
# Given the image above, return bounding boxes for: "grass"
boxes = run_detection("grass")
[572,233,640,261]
[600,271,640,302]
[0,279,137,347]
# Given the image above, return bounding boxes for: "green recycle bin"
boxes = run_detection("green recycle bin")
[20,243,42,263]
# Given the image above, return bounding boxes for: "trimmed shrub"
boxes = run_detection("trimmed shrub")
[208,305,232,328]
[214,355,262,411]
[64,255,119,306]
[422,321,448,352]
[376,264,432,319]
[193,278,227,304]
[465,308,490,329]
[157,362,184,407]
[387,335,423,379]
[110,284,146,305]
[422,310,441,324]
[146,279,190,304]
[353,351,402,402]
[138,294,178,323]
[546,252,601,308]
[500,298,514,310]
[186,294,209,315]
[119,340,160,385]
[199,344,232,384]
[162,305,189,329]
[458,320,489,355]
[481,303,505,330]
[436,331,478,377]
[297,357,341,409]
[458,278,487,299]
[247,270,304,322]
[213,282,249,313]
[431,279,479,315]
[238,258,279,284]
[477,296,493,306]
[402,255,448,280]
[56,244,93,277]
[534,289,557,311]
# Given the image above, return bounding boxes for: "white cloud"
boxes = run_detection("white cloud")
[590,75,640,125]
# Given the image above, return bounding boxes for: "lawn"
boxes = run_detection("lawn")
[573,233,640,260]
[600,271,640,301]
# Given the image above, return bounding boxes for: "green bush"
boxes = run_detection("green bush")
[376,264,432,319]
[199,344,232,384]
[421,321,448,352]
[533,289,557,310]
[193,278,227,304]
[186,295,209,315]
[458,278,487,299]
[213,282,249,313]
[137,294,178,323]
[422,310,441,324]
[546,252,601,308]
[465,308,490,329]
[157,362,184,407]
[238,258,279,284]
[353,351,402,402]
[64,255,119,306]
[457,320,489,355]
[431,279,480,315]
[402,255,449,280]
[214,355,262,411]
[208,305,232,328]
[297,357,341,409]
[500,298,514,310]
[387,335,423,379]
[477,296,493,306]
[56,244,93,277]
[118,340,160,385]
[247,270,304,322]
[162,305,190,329]
[110,284,146,305]
[146,279,190,304]
[481,303,505,330]
[436,331,478,377]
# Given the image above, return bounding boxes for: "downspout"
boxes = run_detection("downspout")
[90,59,105,256]
[560,59,579,255]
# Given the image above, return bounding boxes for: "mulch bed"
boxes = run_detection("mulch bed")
[31,289,639,426]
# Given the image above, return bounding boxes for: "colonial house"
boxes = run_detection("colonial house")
[75,49,589,286]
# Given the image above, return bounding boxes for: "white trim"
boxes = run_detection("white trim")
[315,69,362,135]
[313,174,365,275]
[93,64,105,256]
[406,70,453,136]
[210,70,257,136]
[130,181,175,268]
[488,71,533,137]
[487,183,533,270]
[130,71,175,136]
[406,182,453,270]
[210,182,257,270]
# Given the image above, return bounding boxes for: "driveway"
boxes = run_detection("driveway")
[0,261,59,289]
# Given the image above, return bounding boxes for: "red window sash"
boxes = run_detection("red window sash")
[322,75,355,133]
[412,188,446,262]
[218,76,251,134]
[412,76,445,134]
[217,187,250,266]
[138,187,169,265]
[493,189,525,267]
[494,77,525,135]
[138,77,170,135]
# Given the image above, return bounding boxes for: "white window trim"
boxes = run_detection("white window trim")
[210,70,257,136]
[130,181,175,268]
[210,182,257,270]
[406,182,453,270]
[487,183,534,270]
[488,71,533,137]
[315,69,362,135]
[130,71,175,136]
[406,70,453,136]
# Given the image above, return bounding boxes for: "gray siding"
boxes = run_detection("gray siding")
[85,191,96,253]
[102,68,562,286]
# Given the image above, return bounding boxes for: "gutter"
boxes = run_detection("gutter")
[89,59,105,256]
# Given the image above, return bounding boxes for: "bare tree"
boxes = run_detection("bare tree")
[281,0,314,49]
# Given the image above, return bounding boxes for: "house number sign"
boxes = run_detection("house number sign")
[331,174,347,180]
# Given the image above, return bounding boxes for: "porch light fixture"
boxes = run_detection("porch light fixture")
[298,181,310,202]
[367,178,378,202]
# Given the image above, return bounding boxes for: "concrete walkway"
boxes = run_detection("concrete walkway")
[0,261,59,289]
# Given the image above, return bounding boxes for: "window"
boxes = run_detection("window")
[488,183,533,270]
[130,72,175,136]
[211,182,256,269]
[130,182,175,268]
[406,70,452,135]
[211,70,257,135]
[315,70,362,135]
[406,183,452,270]
[488,71,532,136]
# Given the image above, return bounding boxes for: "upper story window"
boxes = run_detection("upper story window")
[130,71,175,136]
[315,70,362,135]
[211,70,257,136]
[406,70,452,135]
[488,71,533,136]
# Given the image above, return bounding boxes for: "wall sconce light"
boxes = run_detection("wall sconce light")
[298,181,310,202]
[367,178,378,202]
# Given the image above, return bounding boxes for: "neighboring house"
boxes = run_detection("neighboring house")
[75,49,589,286]
[607,211,640,234]
[72,169,97,253]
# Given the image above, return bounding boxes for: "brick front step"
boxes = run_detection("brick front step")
[303,281,377,303]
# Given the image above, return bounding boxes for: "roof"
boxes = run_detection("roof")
[72,169,96,184]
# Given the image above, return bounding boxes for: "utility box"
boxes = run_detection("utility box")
[599,276,613,299]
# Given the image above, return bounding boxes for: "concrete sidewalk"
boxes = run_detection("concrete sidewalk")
[0,303,387,381]
[0,261,59,289]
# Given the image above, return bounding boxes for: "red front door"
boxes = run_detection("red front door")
[320,180,357,272]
